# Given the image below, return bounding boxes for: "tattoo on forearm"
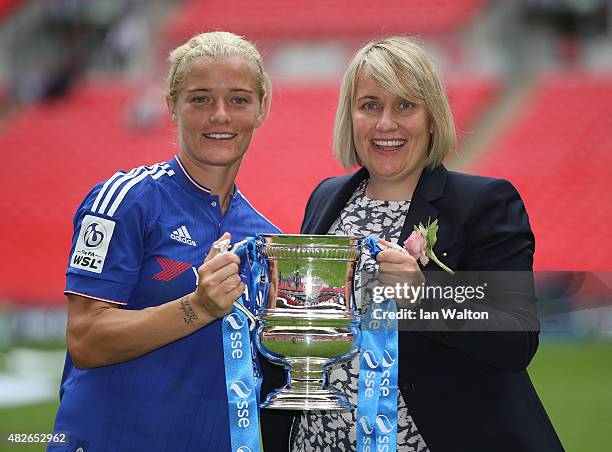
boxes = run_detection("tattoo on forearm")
[179,296,198,324]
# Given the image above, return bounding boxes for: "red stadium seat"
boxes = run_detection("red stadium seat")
[471,72,612,271]
[165,0,489,42]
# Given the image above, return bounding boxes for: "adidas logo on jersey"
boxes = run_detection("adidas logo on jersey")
[170,226,197,247]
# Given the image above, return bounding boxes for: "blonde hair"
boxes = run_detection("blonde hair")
[334,36,456,169]
[165,31,271,106]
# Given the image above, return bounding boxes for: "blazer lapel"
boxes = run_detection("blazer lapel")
[312,167,370,234]
[398,165,447,244]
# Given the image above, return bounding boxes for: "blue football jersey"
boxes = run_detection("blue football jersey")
[50,156,280,452]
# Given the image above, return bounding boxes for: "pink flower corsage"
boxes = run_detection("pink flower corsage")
[403,219,454,274]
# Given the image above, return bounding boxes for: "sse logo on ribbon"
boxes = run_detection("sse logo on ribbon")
[362,349,379,399]
[230,380,253,429]
[382,350,395,368]
[362,350,379,369]
[227,313,245,330]
[226,313,246,360]
[359,415,374,434]
[230,381,252,399]
[376,415,394,434]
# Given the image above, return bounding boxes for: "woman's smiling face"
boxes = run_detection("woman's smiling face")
[352,71,431,186]
[170,55,266,169]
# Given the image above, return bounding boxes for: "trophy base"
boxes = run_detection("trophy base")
[260,387,353,411]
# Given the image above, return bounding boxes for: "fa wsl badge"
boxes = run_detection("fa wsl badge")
[70,215,116,273]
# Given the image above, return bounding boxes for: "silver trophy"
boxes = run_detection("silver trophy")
[233,234,362,411]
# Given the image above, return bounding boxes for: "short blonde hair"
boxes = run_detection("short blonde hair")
[334,36,456,169]
[165,31,271,107]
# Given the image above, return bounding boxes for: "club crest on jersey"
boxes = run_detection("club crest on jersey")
[70,215,116,274]
[170,225,197,247]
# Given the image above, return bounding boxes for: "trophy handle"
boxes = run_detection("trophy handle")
[228,239,249,254]
[213,238,249,255]
[232,240,257,329]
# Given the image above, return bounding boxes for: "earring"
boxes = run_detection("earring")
[172,114,177,121]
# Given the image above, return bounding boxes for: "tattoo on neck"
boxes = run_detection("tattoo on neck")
[180,295,198,324]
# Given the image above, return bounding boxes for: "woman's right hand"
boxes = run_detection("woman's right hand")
[376,238,425,308]
[191,232,245,319]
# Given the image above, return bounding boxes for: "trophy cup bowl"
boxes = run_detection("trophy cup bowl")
[254,234,361,411]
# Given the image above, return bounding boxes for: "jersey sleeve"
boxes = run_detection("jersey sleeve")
[65,178,153,305]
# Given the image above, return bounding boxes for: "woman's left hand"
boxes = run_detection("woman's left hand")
[376,239,425,307]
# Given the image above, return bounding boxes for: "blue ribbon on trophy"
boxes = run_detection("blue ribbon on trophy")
[222,307,260,452]
[222,237,265,452]
[357,237,399,451]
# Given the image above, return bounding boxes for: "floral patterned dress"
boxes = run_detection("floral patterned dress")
[291,179,429,452]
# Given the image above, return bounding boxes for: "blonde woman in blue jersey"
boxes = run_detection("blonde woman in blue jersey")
[49,31,281,451]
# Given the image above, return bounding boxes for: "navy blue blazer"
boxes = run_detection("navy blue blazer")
[286,165,564,452]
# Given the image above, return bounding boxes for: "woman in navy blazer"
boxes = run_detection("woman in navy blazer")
[271,37,564,452]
